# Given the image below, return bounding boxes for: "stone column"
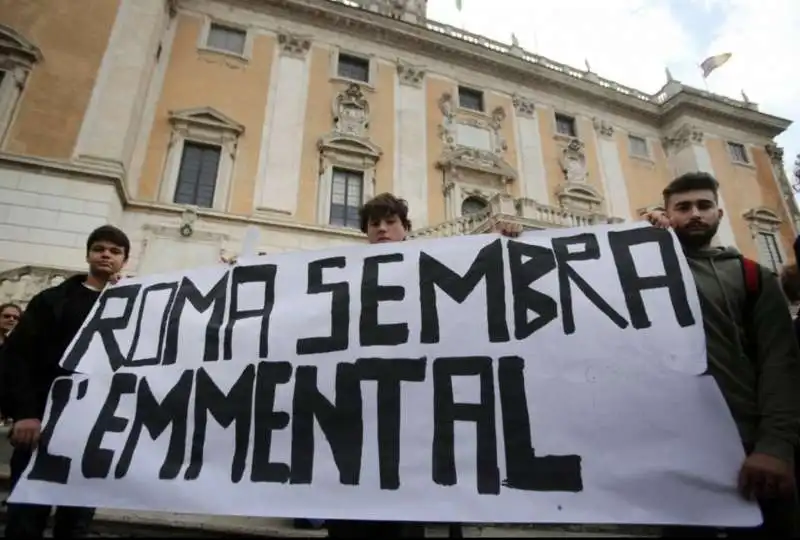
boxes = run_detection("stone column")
[394,62,429,228]
[254,33,312,216]
[512,95,549,205]
[592,119,631,221]
[73,0,168,170]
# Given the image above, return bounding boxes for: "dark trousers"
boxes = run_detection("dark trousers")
[327,519,426,538]
[5,447,96,538]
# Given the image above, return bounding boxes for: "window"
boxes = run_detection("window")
[337,53,370,83]
[629,135,649,158]
[329,168,364,228]
[728,142,749,164]
[174,142,221,208]
[461,196,487,216]
[756,231,783,273]
[206,23,246,55]
[555,113,577,137]
[458,86,484,112]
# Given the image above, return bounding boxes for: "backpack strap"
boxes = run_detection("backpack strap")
[740,256,762,363]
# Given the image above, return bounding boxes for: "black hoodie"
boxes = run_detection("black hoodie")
[2,274,101,420]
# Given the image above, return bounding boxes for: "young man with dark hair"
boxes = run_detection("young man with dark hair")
[3,224,131,538]
[647,172,800,536]
[325,193,518,539]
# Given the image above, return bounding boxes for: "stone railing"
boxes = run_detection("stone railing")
[410,196,608,240]
[410,207,492,239]
[0,266,80,309]
[325,0,754,111]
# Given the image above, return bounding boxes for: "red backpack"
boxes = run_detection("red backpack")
[741,257,762,361]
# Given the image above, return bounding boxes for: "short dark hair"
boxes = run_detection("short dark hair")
[0,303,21,316]
[662,172,720,206]
[359,193,412,234]
[86,225,131,260]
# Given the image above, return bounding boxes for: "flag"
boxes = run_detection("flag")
[700,52,732,78]
[456,0,462,11]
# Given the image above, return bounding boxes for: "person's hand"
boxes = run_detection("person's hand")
[643,210,671,229]
[220,254,238,265]
[108,273,123,286]
[738,453,795,500]
[495,222,522,238]
[10,418,41,449]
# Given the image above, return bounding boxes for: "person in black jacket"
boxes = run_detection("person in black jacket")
[3,224,130,538]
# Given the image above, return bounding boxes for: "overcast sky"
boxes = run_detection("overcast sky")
[426,0,799,181]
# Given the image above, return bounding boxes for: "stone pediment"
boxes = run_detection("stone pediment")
[556,182,604,213]
[437,147,517,183]
[743,206,782,231]
[168,107,245,135]
[0,24,42,65]
[318,133,382,162]
[0,266,80,308]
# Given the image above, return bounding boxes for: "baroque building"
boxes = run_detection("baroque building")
[0,0,797,309]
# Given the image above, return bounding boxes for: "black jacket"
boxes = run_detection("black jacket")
[2,274,94,420]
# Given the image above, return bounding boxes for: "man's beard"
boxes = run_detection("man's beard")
[674,221,720,249]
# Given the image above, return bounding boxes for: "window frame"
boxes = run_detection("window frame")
[457,85,485,113]
[628,133,651,160]
[554,112,578,139]
[160,107,244,213]
[727,141,751,166]
[197,17,253,61]
[173,141,223,209]
[330,48,376,88]
[0,25,42,147]
[328,167,365,229]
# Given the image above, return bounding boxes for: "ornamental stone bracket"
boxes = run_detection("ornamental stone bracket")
[333,83,370,137]
[0,266,80,309]
[512,95,535,118]
[662,123,704,154]
[765,143,784,165]
[277,32,311,58]
[396,60,425,87]
[593,118,614,138]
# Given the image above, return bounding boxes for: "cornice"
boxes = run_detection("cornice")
[238,0,790,136]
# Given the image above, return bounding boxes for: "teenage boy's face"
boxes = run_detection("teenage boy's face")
[86,240,127,278]
[367,214,407,244]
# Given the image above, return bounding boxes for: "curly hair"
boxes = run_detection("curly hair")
[358,193,412,234]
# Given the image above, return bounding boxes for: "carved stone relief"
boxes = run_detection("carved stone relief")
[512,95,535,118]
[397,61,425,87]
[437,92,508,155]
[560,139,588,183]
[743,207,783,233]
[0,266,78,309]
[592,118,614,138]
[333,84,370,137]
[277,33,311,58]
[662,124,704,153]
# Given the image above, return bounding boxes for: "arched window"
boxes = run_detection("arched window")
[461,196,487,216]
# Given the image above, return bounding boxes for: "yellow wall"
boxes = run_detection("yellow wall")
[138,14,274,213]
[618,136,672,215]
[1,0,119,158]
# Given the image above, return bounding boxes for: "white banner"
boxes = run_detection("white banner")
[10,223,760,527]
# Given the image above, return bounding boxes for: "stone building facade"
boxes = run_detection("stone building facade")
[0,0,797,307]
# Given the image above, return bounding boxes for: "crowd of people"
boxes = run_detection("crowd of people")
[0,171,799,538]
